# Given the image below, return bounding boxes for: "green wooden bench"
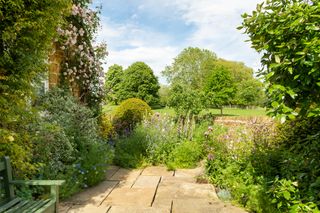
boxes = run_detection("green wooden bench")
[0,156,65,213]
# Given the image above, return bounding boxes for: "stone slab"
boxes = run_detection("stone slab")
[106,165,120,180]
[109,168,142,181]
[68,204,110,213]
[153,181,218,208]
[66,180,118,205]
[172,198,247,213]
[174,166,204,178]
[142,166,174,177]
[103,187,156,207]
[108,206,170,213]
[132,176,161,189]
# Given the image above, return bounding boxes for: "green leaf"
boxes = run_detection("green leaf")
[275,55,281,63]
[283,191,291,200]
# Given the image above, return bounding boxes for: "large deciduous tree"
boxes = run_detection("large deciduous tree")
[118,62,160,106]
[163,47,217,116]
[240,0,320,120]
[105,64,123,105]
[205,66,235,115]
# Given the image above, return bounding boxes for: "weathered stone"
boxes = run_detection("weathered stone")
[132,176,161,189]
[108,206,170,213]
[66,181,118,205]
[106,165,120,180]
[67,204,110,213]
[172,198,247,213]
[103,188,156,207]
[109,168,142,181]
[174,166,205,178]
[142,166,174,177]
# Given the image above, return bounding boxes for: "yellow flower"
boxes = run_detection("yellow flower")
[7,136,14,142]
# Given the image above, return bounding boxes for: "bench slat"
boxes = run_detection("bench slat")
[0,198,22,212]
[16,200,37,213]
[5,200,29,213]
[23,199,50,213]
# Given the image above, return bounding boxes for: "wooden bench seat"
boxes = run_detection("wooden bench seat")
[0,156,65,213]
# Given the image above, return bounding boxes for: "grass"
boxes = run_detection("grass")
[154,107,267,117]
[103,105,267,117]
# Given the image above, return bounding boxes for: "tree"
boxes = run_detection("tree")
[162,47,217,90]
[159,85,170,107]
[205,66,235,115]
[105,64,123,104]
[168,83,205,118]
[118,62,160,105]
[240,0,320,120]
[163,47,217,117]
[236,79,265,107]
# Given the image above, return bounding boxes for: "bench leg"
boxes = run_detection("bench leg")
[50,185,59,213]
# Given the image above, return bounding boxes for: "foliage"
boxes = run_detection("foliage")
[167,141,203,170]
[205,119,320,212]
[236,79,265,107]
[159,85,170,107]
[99,113,115,139]
[104,64,124,105]
[240,0,320,119]
[57,0,107,111]
[168,83,206,117]
[113,129,149,168]
[0,0,71,177]
[163,47,217,116]
[114,113,210,169]
[205,66,235,114]
[162,47,217,90]
[113,98,152,135]
[33,88,113,198]
[118,62,160,105]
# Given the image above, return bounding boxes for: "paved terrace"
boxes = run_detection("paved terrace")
[59,166,247,213]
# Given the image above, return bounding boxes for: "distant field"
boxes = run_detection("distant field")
[103,105,266,117]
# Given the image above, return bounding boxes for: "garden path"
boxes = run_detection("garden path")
[59,165,247,213]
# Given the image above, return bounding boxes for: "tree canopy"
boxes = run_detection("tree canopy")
[240,0,320,120]
[118,62,160,106]
[105,64,124,105]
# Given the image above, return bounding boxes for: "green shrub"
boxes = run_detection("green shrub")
[114,129,148,168]
[113,98,152,135]
[167,141,203,169]
[100,113,115,139]
[33,88,113,198]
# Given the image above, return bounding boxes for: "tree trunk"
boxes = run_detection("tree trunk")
[220,107,223,115]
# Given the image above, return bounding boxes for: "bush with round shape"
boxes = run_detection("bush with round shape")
[113,98,152,135]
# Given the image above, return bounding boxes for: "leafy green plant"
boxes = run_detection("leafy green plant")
[240,0,320,119]
[167,141,203,169]
[33,88,113,198]
[113,98,152,135]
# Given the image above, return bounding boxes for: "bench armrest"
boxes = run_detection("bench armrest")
[10,180,65,186]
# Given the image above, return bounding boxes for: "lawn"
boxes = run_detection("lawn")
[103,105,266,117]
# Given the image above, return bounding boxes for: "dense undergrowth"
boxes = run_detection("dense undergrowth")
[206,118,320,212]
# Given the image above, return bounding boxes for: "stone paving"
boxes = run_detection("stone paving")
[59,166,247,213]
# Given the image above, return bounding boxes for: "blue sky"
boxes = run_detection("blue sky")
[94,0,263,83]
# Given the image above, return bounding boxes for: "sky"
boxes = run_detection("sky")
[93,0,263,84]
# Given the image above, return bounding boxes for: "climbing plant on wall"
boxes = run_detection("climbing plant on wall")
[56,0,107,111]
